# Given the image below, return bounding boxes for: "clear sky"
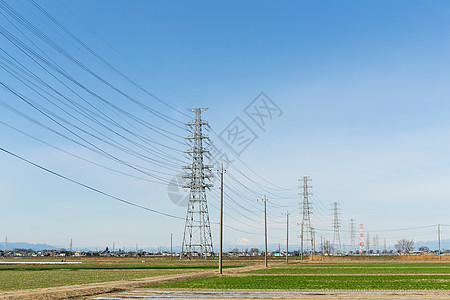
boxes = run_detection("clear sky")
[1,0,450,251]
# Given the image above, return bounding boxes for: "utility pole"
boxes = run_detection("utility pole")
[384,239,387,253]
[300,176,313,261]
[113,242,115,254]
[264,195,268,268]
[438,224,441,261]
[170,233,173,261]
[321,236,323,254]
[312,230,316,255]
[332,202,341,254]
[282,211,290,263]
[181,108,214,259]
[366,232,370,254]
[300,222,304,262]
[375,235,379,253]
[4,236,7,253]
[218,163,226,274]
[286,211,289,263]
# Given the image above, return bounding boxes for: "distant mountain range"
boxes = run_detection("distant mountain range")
[0,242,61,251]
[2,239,449,252]
[0,242,288,252]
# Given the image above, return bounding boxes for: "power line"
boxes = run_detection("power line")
[0,15,186,147]
[0,48,187,164]
[28,0,190,121]
[0,146,184,219]
[0,0,186,129]
[0,82,175,184]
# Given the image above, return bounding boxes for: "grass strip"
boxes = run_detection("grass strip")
[246,267,450,275]
[281,263,450,268]
[151,274,450,290]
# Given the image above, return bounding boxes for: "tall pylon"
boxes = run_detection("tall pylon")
[181,108,214,259]
[349,219,356,252]
[359,224,364,255]
[332,202,341,253]
[300,176,313,260]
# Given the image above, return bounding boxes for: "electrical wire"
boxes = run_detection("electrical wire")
[0,146,184,219]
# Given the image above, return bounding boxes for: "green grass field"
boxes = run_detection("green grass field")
[152,261,450,290]
[268,262,450,268]
[151,274,450,290]
[3,257,450,291]
[0,269,193,291]
[245,267,450,275]
[0,256,242,291]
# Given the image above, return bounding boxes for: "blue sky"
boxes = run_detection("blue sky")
[1,0,450,251]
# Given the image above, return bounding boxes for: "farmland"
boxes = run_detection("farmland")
[0,256,244,291]
[3,256,450,298]
[152,260,450,290]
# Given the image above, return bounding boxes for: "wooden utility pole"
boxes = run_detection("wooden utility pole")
[300,223,304,262]
[264,195,268,268]
[321,236,323,254]
[170,233,173,261]
[286,211,289,263]
[312,230,315,258]
[438,224,441,261]
[219,163,225,274]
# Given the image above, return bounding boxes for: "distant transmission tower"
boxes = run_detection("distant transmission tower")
[181,108,214,259]
[332,202,341,253]
[349,219,356,252]
[359,224,364,255]
[300,176,313,259]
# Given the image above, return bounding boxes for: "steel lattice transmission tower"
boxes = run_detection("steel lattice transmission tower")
[181,108,214,259]
[332,202,341,253]
[349,219,356,252]
[300,176,314,258]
